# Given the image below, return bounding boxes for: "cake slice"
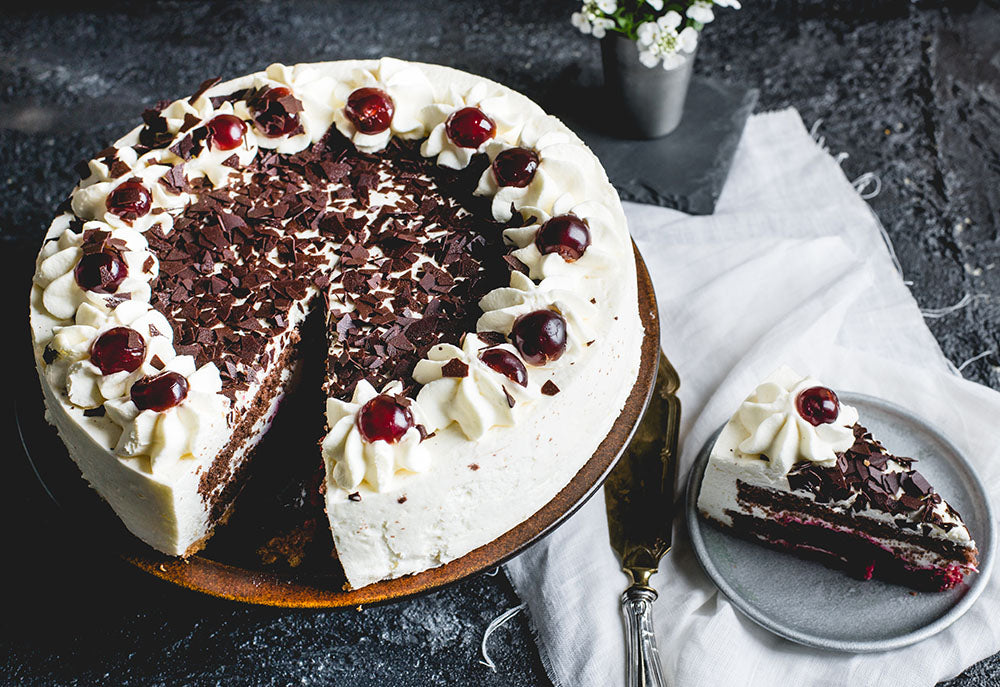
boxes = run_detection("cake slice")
[697,367,978,591]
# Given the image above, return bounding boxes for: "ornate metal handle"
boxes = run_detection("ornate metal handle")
[621,586,666,687]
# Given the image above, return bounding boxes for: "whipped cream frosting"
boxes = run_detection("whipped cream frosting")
[241,62,338,155]
[104,356,230,472]
[734,366,858,475]
[332,57,435,153]
[475,116,600,223]
[321,380,429,493]
[419,81,524,169]
[413,334,540,439]
[476,271,597,359]
[34,219,158,321]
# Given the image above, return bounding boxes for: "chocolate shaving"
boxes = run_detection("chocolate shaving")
[541,380,560,396]
[189,76,221,104]
[441,358,469,378]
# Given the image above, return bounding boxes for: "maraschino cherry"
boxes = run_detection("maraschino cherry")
[796,386,840,426]
[479,348,528,387]
[345,87,395,134]
[91,327,146,375]
[445,107,495,148]
[535,215,591,262]
[357,394,414,443]
[206,114,246,151]
[492,148,539,188]
[511,310,568,365]
[74,251,128,294]
[252,87,301,138]
[131,371,189,412]
[106,179,152,221]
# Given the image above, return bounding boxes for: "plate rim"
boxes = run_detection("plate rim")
[684,391,996,653]
[24,242,661,609]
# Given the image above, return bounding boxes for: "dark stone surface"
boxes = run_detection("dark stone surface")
[2,1,999,685]
[561,76,758,214]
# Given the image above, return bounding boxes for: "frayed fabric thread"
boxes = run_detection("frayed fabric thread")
[479,603,527,672]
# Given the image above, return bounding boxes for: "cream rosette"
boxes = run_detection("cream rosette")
[157,99,260,188]
[236,62,337,155]
[71,149,180,234]
[332,57,435,153]
[321,380,429,493]
[475,117,600,222]
[33,219,159,321]
[51,300,175,409]
[503,196,620,281]
[736,366,859,476]
[103,356,230,472]
[419,81,524,170]
[413,334,539,440]
[476,271,597,358]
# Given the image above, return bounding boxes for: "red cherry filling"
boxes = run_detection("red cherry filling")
[479,348,528,387]
[492,147,539,188]
[131,371,188,412]
[535,215,591,262]
[511,310,568,366]
[345,87,395,135]
[105,179,151,221]
[206,114,247,151]
[796,386,841,426]
[252,87,302,138]
[357,394,414,444]
[445,107,496,149]
[74,251,128,294]
[91,327,146,375]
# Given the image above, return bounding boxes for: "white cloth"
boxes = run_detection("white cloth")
[504,108,1000,687]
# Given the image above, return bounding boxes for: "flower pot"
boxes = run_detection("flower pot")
[601,34,696,139]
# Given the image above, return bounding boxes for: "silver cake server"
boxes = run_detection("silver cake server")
[606,352,682,687]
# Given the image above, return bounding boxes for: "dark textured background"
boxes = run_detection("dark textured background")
[3,1,999,685]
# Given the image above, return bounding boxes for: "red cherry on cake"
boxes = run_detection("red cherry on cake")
[91,327,146,375]
[796,386,841,426]
[357,394,414,444]
[74,251,128,294]
[479,348,528,387]
[206,114,247,151]
[105,178,152,221]
[445,107,496,149]
[511,310,568,366]
[492,147,539,188]
[345,87,395,135]
[535,215,591,262]
[252,87,302,138]
[131,371,189,412]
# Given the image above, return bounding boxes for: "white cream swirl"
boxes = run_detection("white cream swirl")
[55,300,175,409]
[240,62,337,155]
[321,380,429,493]
[71,150,179,234]
[332,57,435,153]
[477,271,597,359]
[413,334,539,439]
[103,356,230,472]
[419,81,524,169]
[736,366,859,475]
[33,219,159,321]
[475,117,600,222]
[503,195,619,281]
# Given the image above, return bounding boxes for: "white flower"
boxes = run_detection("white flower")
[646,0,664,10]
[636,21,657,45]
[591,17,615,38]
[714,0,741,8]
[638,50,660,68]
[657,10,683,30]
[596,0,617,12]
[571,11,592,34]
[678,26,699,52]
[687,0,715,23]
[634,10,695,70]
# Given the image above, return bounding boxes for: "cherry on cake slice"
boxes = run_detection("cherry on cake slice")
[697,366,978,591]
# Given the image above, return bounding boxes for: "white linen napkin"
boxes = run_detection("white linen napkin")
[504,108,1000,687]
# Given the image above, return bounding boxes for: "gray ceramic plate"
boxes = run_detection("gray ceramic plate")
[685,392,995,652]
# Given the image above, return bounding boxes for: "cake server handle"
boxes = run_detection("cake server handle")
[622,586,666,687]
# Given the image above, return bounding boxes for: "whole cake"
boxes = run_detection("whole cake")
[29,59,643,589]
[697,367,978,591]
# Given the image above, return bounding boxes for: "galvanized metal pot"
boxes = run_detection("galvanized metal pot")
[601,34,696,139]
